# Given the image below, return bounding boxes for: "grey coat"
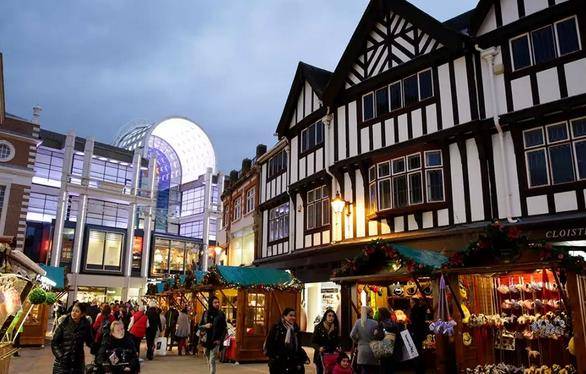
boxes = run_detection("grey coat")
[350,318,380,366]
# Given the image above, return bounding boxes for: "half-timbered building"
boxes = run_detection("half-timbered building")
[255,0,586,335]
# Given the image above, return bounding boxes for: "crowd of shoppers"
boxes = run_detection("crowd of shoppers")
[49,295,429,374]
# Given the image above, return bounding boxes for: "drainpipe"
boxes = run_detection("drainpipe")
[323,107,343,242]
[475,45,517,223]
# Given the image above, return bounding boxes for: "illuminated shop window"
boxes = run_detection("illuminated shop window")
[245,293,266,336]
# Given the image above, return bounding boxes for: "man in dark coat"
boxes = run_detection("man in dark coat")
[165,306,179,351]
[200,296,227,374]
[145,303,163,360]
[51,303,93,374]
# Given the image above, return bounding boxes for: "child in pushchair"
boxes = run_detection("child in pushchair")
[91,321,140,373]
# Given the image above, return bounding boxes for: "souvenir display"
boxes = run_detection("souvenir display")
[429,275,456,336]
[466,364,576,374]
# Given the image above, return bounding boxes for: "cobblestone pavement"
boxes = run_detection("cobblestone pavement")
[9,342,316,374]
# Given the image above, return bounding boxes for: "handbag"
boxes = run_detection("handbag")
[369,331,396,359]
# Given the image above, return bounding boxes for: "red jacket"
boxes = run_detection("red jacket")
[92,313,115,342]
[332,364,353,374]
[129,311,148,338]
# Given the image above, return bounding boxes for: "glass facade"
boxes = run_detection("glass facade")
[150,237,201,276]
[86,199,129,228]
[85,229,124,273]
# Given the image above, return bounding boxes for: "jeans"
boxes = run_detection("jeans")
[205,345,220,374]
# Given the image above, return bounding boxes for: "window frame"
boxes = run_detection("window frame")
[305,185,330,231]
[245,187,256,215]
[525,147,551,188]
[268,202,289,244]
[375,150,445,212]
[574,139,586,180]
[510,33,533,71]
[232,196,242,222]
[83,228,125,274]
[362,92,375,122]
[418,69,434,100]
[523,127,546,149]
[300,121,325,154]
[545,122,570,145]
[554,16,582,57]
[530,24,557,65]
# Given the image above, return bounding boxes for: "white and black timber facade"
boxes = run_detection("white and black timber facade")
[255,0,586,318]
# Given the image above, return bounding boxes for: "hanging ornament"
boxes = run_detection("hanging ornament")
[429,275,457,336]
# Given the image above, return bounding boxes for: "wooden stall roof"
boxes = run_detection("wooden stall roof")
[151,265,301,296]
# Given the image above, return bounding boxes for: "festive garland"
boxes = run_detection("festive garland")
[446,223,586,272]
[332,239,436,278]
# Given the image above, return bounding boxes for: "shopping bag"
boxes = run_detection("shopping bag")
[154,337,167,356]
[369,331,396,359]
[399,330,419,361]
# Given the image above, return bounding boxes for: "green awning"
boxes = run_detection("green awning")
[39,264,65,289]
[393,244,448,269]
[215,265,298,288]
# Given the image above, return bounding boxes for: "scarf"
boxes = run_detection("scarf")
[282,318,296,347]
[323,320,335,334]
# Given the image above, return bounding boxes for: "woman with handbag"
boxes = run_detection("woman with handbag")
[311,309,340,374]
[350,306,380,374]
[375,308,401,374]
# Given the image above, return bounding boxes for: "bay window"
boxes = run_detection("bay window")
[306,186,330,230]
[268,202,289,243]
[268,150,287,179]
[362,68,434,122]
[372,150,445,212]
[510,16,581,71]
[524,118,586,188]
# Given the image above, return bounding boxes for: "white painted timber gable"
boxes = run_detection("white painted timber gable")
[345,11,443,88]
[289,80,323,128]
[478,0,568,35]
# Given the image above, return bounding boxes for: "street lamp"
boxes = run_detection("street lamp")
[331,192,347,215]
[331,192,348,243]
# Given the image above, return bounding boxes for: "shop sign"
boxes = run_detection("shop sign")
[544,226,586,240]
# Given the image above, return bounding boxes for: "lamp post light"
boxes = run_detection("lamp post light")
[331,192,348,243]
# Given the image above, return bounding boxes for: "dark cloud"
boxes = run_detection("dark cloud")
[0,0,477,171]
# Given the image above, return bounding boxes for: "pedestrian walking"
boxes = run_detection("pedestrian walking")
[265,307,309,374]
[165,306,179,351]
[145,302,162,360]
[376,307,402,374]
[128,306,148,357]
[312,309,340,374]
[200,296,227,374]
[350,306,380,374]
[92,304,115,354]
[51,303,93,374]
[175,307,191,355]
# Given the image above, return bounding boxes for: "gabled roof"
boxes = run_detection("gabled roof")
[275,61,332,137]
[323,0,470,104]
[443,9,475,34]
[469,0,495,35]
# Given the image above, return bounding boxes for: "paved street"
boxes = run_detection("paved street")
[9,342,316,374]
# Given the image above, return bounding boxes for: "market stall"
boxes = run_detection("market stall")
[331,240,449,373]
[0,237,46,374]
[146,265,302,362]
[441,224,586,374]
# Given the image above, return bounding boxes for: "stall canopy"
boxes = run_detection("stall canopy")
[153,266,300,293]
[39,264,65,289]
[392,244,448,269]
[212,265,298,288]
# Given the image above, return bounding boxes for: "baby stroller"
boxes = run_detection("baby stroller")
[320,351,338,374]
[87,348,139,374]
